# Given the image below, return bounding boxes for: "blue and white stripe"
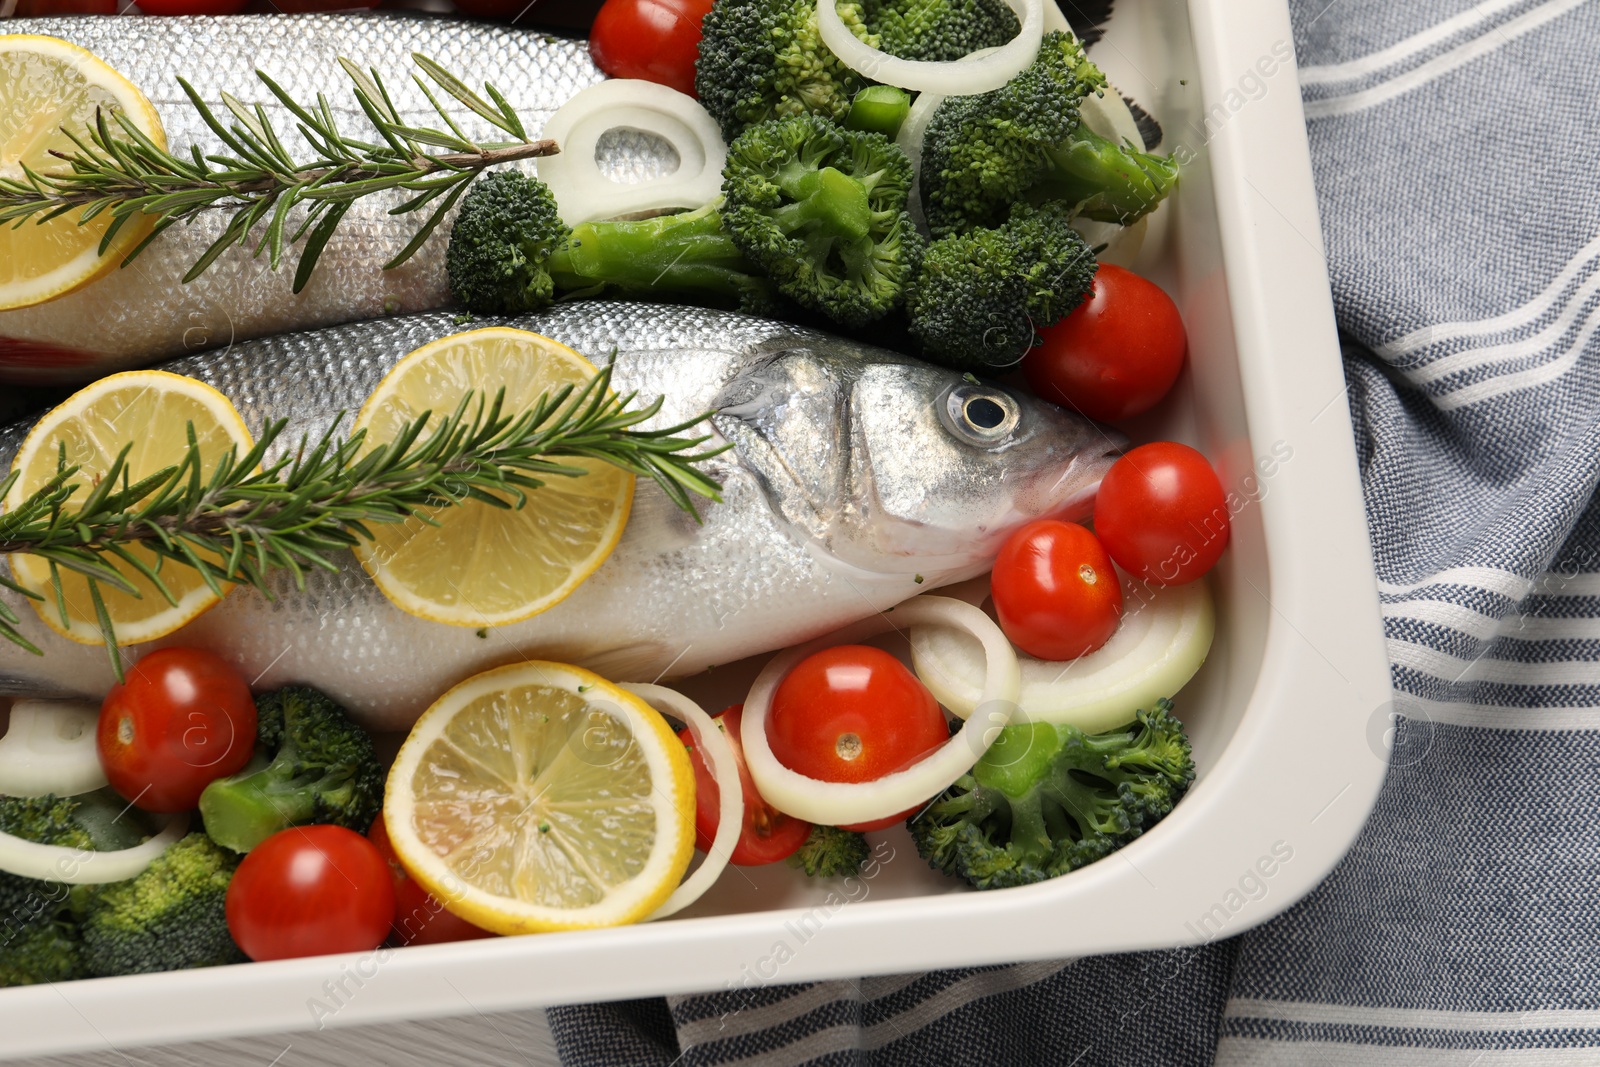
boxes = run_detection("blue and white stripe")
[550,0,1600,1062]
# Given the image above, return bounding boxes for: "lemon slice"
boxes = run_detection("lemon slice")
[4,370,254,645]
[383,661,695,933]
[0,36,165,310]
[351,328,634,628]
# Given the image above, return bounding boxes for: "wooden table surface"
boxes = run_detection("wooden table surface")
[9,1009,562,1066]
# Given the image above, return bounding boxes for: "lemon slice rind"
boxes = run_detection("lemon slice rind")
[350,328,634,629]
[3,370,254,646]
[0,35,165,310]
[383,661,695,934]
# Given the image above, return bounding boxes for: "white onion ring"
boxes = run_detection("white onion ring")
[625,684,743,920]
[897,88,941,233]
[912,578,1214,732]
[818,0,1044,96]
[740,597,1019,826]
[535,80,727,225]
[0,811,188,884]
[895,45,1006,233]
[0,700,108,798]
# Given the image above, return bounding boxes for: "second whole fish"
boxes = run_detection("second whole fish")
[0,301,1121,731]
[0,14,642,382]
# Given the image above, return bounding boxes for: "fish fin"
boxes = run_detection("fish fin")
[580,642,675,683]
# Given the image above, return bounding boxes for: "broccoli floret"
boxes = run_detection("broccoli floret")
[907,201,1099,369]
[861,0,1018,62]
[696,0,1019,141]
[446,170,570,315]
[919,32,1179,237]
[0,914,84,986]
[0,790,147,987]
[910,700,1194,890]
[447,173,782,317]
[198,687,382,853]
[80,833,244,977]
[787,825,870,877]
[696,0,875,141]
[723,114,923,328]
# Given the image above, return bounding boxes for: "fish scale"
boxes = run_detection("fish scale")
[0,301,1120,731]
[0,14,614,382]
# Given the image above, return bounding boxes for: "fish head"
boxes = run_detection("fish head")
[712,341,1124,582]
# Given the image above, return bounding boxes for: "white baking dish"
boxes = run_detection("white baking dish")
[0,0,1391,1057]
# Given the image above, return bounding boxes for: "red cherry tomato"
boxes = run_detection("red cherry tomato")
[1094,442,1229,586]
[767,645,948,832]
[1024,265,1187,423]
[226,825,396,962]
[680,704,813,866]
[135,0,247,13]
[589,0,715,97]
[96,647,256,813]
[368,814,495,947]
[992,520,1123,661]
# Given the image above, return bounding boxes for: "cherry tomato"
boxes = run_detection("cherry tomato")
[1024,265,1187,423]
[1094,442,1229,586]
[368,814,495,947]
[96,647,256,813]
[226,825,395,962]
[767,645,947,832]
[135,0,247,13]
[992,520,1123,661]
[589,0,715,97]
[680,704,813,866]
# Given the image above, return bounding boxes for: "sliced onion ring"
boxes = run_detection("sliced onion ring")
[912,578,1214,733]
[535,80,727,225]
[895,46,1003,232]
[740,597,1019,827]
[818,0,1044,97]
[0,700,108,798]
[625,683,743,920]
[0,811,188,884]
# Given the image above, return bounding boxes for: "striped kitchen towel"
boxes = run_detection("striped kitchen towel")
[551,0,1600,1062]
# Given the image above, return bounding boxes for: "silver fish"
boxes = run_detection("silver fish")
[0,14,633,383]
[0,302,1120,731]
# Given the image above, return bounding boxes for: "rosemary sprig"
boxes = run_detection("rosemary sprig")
[0,368,727,676]
[0,53,557,292]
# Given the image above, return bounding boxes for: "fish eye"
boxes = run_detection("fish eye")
[941,384,1020,447]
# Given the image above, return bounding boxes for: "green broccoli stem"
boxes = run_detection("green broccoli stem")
[198,760,319,854]
[771,166,874,241]
[544,202,773,306]
[969,722,1120,864]
[845,86,912,138]
[1039,125,1181,224]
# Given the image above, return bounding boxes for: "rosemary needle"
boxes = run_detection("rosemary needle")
[0,367,727,676]
[0,53,558,292]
